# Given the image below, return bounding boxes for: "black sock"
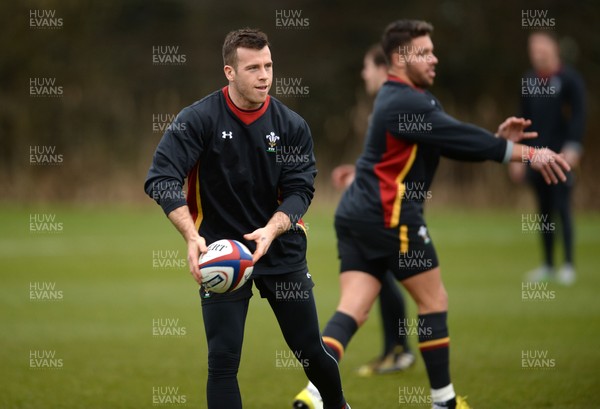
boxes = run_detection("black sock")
[322,311,358,361]
[418,311,451,390]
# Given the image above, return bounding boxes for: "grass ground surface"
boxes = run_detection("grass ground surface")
[1,204,599,408]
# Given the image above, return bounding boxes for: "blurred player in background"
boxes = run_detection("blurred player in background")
[295,19,570,409]
[509,31,586,285]
[145,28,349,409]
[331,44,415,377]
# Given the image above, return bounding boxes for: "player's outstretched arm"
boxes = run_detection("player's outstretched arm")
[511,145,571,184]
[495,117,538,142]
[244,211,290,264]
[167,205,207,284]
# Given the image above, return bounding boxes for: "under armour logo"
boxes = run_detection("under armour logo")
[222,131,233,139]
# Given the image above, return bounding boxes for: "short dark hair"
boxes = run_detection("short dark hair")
[365,44,387,67]
[222,28,270,68]
[382,20,434,63]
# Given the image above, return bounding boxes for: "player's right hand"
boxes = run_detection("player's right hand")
[187,235,207,284]
[528,148,571,185]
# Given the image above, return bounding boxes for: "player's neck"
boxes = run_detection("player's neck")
[227,85,262,110]
[535,57,561,77]
[387,68,415,87]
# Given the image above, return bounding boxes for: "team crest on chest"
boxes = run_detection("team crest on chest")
[265,131,280,152]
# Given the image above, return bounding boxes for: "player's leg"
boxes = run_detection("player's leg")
[356,270,414,376]
[256,273,348,409]
[527,174,555,281]
[319,217,385,363]
[323,270,382,361]
[201,288,251,409]
[554,176,576,284]
[400,267,457,409]
[290,271,380,409]
[380,271,410,355]
[295,270,379,408]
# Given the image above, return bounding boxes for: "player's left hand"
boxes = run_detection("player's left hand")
[496,117,538,142]
[244,212,290,264]
[244,226,277,264]
[528,148,571,184]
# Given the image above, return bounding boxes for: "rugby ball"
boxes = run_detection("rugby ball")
[199,239,254,293]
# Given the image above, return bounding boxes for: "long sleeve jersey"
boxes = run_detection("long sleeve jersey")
[336,76,512,227]
[520,65,586,153]
[145,86,316,275]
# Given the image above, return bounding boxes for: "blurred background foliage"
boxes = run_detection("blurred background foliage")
[1,0,598,208]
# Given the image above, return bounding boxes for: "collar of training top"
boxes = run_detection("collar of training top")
[222,86,271,125]
[387,74,425,93]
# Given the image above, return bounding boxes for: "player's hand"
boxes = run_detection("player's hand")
[244,226,277,264]
[508,162,527,184]
[187,235,208,284]
[331,164,356,190]
[496,117,538,142]
[528,148,571,184]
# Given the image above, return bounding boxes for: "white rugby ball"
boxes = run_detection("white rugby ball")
[198,239,254,293]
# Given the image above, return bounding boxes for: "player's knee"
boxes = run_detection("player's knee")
[207,349,240,378]
[417,287,448,313]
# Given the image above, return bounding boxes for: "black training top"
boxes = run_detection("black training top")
[145,86,316,275]
[520,65,586,153]
[336,75,512,228]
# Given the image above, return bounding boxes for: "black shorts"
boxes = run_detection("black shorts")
[200,270,315,305]
[335,216,439,281]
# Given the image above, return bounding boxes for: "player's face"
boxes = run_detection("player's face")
[361,56,387,96]
[528,34,559,73]
[404,35,437,88]
[226,46,273,109]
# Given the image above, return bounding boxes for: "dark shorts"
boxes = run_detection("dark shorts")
[335,216,439,281]
[200,270,315,305]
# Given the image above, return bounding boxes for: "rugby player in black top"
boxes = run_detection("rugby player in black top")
[294,20,570,409]
[510,31,586,285]
[145,29,349,409]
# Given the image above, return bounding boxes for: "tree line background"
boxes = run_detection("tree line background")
[1,0,598,209]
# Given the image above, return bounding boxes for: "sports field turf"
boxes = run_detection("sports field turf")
[1,204,598,408]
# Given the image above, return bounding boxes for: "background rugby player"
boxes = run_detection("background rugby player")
[510,31,586,285]
[295,19,570,409]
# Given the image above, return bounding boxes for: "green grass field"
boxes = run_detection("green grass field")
[1,204,599,409]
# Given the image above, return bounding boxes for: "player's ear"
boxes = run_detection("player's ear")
[391,51,406,70]
[224,65,235,81]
